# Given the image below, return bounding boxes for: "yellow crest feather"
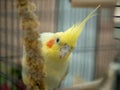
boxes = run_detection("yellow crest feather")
[61,5,100,47]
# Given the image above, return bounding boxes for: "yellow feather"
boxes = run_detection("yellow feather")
[40,5,100,90]
[61,5,100,48]
[23,5,100,90]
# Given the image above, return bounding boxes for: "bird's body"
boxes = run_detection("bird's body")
[22,5,100,90]
[40,33,71,90]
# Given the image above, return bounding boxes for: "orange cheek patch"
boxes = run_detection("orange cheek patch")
[46,39,55,48]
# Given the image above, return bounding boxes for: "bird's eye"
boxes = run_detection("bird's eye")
[56,38,60,44]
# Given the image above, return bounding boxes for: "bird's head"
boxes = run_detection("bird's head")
[42,5,100,62]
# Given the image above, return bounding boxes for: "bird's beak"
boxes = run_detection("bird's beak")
[59,44,71,59]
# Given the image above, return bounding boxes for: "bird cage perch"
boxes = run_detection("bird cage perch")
[71,0,117,8]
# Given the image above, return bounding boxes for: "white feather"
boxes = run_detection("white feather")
[38,32,54,45]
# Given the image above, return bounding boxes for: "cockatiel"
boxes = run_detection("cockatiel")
[22,6,100,90]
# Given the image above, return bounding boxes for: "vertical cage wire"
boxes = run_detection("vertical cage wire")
[0,0,58,89]
[0,0,23,90]
[0,0,119,89]
[0,0,1,87]
[95,7,118,78]
[57,0,98,87]
[114,3,120,90]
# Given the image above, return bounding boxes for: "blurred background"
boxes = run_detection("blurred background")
[0,0,120,90]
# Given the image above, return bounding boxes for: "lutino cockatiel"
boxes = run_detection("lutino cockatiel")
[22,6,100,90]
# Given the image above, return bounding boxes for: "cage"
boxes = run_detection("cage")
[0,0,120,90]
